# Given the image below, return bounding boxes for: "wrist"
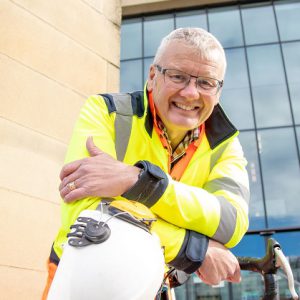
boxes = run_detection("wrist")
[168,231,209,274]
[122,160,169,208]
[124,165,141,193]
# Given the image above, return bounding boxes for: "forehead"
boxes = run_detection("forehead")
[158,41,225,78]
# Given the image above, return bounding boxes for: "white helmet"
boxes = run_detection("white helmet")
[48,201,165,300]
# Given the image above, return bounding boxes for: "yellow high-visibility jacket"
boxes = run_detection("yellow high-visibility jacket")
[51,89,249,274]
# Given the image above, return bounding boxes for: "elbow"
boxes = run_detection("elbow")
[225,210,249,248]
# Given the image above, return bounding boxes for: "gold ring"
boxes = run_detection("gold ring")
[67,181,76,191]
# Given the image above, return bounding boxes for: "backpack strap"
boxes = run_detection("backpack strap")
[101,93,134,161]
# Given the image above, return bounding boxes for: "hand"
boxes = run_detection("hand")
[195,239,241,285]
[59,137,140,202]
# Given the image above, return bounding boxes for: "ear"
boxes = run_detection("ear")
[214,87,223,105]
[146,64,156,92]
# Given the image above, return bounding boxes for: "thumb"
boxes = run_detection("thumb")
[230,264,241,283]
[86,136,102,156]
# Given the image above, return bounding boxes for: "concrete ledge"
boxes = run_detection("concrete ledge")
[122,0,233,17]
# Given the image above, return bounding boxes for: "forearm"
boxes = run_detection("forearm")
[122,157,249,248]
[152,179,249,248]
[151,217,208,274]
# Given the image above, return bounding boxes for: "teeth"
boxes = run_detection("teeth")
[175,103,196,111]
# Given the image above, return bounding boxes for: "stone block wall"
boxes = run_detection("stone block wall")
[0,1,121,298]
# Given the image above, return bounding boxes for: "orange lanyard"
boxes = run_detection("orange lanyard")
[170,125,204,181]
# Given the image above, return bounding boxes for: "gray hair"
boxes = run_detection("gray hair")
[153,27,227,75]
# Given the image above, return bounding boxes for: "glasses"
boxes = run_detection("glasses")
[155,65,223,96]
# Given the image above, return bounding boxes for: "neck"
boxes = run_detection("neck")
[168,130,187,150]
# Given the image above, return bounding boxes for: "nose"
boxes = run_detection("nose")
[178,78,200,100]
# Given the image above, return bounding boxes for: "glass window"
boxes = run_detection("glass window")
[208,6,243,48]
[297,126,300,150]
[121,19,142,60]
[241,5,278,45]
[175,10,207,29]
[239,132,265,230]
[275,0,300,41]
[273,231,300,256]
[224,48,249,89]
[258,128,300,228]
[232,234,265,257]
[176,277,237,300]
[221,89,254,130]
[143,15,174,57]
[143,57,153,83]
[237,271,265,300]
[222,48,254,130]
[247,45,292,128]
[120,59,143,92]
[282,42,300,125]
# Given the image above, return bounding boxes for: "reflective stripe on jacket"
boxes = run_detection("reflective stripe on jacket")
[52,88,249,271]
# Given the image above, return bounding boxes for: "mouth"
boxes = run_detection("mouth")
[173,102,200,111]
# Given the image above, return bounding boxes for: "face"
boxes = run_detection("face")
[147,41,225,141]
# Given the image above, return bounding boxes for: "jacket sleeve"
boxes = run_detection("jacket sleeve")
[123,137,249,248]
[151,216,208,274]
[59,95,117,240]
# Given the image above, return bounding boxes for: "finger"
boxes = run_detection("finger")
[60,178,80,198]
[60,183,74,199]
[196,269,220,286]
[198,273,219,286]
[63,187,87,203]
[60,160,83,180]
[86,136,102,156]
[59,171,80,191]
[229,266,241,283]
[227,275,241,283]
[60,185,69,199]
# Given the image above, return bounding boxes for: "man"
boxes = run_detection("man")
[43,27,249,298]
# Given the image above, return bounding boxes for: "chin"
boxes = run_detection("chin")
[168,116,194,126]
[163,114,201,132]
[174,123,199,132]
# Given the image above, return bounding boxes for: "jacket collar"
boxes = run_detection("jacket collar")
[142,91,237,150]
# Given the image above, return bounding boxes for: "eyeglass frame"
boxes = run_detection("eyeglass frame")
[154,64,224,96]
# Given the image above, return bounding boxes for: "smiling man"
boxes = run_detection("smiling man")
[43,28,249,299]
[148,38,225,149]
